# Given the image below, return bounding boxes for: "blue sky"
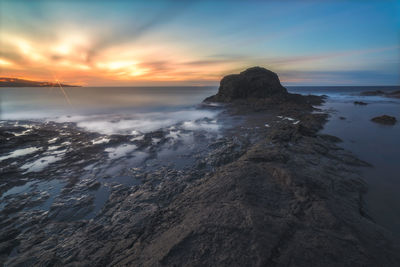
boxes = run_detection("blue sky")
[0,0,399,86]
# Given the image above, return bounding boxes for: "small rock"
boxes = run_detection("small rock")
[354,101,368,105]
[371,115,397,125]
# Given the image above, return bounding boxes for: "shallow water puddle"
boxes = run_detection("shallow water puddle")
[92,137,110,145]
[0,179,65,211]
[0,147,40,161]
[12,129,32,136]
[84,175,141,220]
[105,144,137,159]
[21,155,63,173]
[1,181,37,199]
[48,137,58,144]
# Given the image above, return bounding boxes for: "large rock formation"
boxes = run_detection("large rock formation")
[204,67,288,102]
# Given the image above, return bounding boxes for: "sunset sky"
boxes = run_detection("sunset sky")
[0,0,399,86]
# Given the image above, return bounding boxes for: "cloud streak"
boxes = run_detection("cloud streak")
[86,1,195,62]
[263,46,400,66]
[280,70,400,85]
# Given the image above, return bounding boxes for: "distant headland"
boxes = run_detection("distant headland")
[0,77,80,87]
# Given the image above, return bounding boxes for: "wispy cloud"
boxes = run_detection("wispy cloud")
[264,46,400,66]
[86,1,195,62]
[280,69,400,85]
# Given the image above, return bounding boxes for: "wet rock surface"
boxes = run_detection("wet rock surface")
[0,114,226,265]
[1,69,399,266]
[2,102,399,266]
[371,115,397,125]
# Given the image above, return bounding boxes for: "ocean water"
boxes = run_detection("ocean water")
[289,86,400,236]
[0,86,219,134]
[1,85,400,234]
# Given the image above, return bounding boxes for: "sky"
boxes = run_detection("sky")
[0,0,399,86]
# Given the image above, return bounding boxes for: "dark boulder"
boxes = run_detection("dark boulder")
[204,67,287,102]
[371,115,397,125]
[354,101,368,105]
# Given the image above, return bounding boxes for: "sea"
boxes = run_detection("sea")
[1,85,399,235]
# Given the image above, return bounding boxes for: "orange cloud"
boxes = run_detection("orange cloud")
[1,28,398,86]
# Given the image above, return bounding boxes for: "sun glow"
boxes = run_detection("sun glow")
[98,61,137,70]
[53,44,71,55]
[15,39,32,54]
[1,30,246,85]
[0,58,13,66]
[96,61,149,77]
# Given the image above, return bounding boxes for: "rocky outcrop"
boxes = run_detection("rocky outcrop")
[203,67,324,114]
[371,115,397,125]
[204,67,287,102]
[361,90,400,99]
[389,90,400,98]
[360,90,385,96]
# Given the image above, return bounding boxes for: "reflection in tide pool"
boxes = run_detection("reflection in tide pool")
[0,179,64,212]
[0,147,39,161]
[105,144,137,159]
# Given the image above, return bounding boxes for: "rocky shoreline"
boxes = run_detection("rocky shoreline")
[1,67,399,266]
[360,90,400,98]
